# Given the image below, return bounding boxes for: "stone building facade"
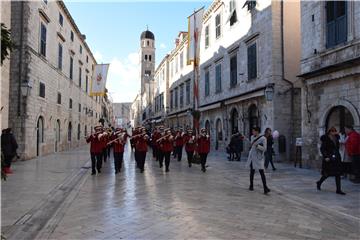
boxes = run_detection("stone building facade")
[1,1,12,130]
[198,0,302,159]
[299,1,360,168]
[8,1,104,160]
[113,102,131,128]
[167,32,195,129]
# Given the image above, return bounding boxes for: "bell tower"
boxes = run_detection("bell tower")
[140,28,155,106]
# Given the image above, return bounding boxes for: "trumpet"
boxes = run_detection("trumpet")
[130,132,146,140]
[157,134,173,143]
[107,132,127,145]
[85,130,104,139]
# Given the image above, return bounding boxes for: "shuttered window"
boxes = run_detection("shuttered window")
[69,57,73,80]
[40,23,47,56]
[58,43,63,70]
[215,64,222,93]
[39,82,45,98]
[180,84,184,108]
[247,43,257,80]
[205,69,210,96]
[186,80,191,105]
[326,1,347,48]
[230,55,237,87]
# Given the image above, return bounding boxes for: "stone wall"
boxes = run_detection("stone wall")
[9,1,103,160]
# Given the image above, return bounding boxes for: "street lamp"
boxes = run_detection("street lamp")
[264,83,275,101]
[21,81,32,97]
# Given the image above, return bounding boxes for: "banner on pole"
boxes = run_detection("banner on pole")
[187,7,204,65]
[90,64,110,96]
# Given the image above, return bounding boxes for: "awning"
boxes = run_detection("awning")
[225,89,264,105]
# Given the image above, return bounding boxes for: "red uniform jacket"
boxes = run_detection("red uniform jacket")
[99,135,108,151]
[175,134,184,147]
[184,134,196,152]
[152,132,161,148]
[135,136,148,152]
[86,135,102,154]
[197,135,210,154]
[111,135,125,153]
[160,138,174,152]
[346,131,360,156]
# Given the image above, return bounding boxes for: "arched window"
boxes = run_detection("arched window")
[149,55,152,62]
[147,40,149,46]
[326,106,354,133]
[68,122,72,142]
[205,120,210,134]
[145,54,148,60]
[248,104,259,136]
[84,125,87,137]
[56,119,61,142]
[230,108,239,134]
[216,119,223,141]
[77,123,81,140]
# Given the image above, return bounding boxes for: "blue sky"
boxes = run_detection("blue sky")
[65,1,210,103]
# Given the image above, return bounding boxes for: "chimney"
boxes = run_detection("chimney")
[175,38,180,47]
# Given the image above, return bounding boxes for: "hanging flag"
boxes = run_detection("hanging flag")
[90,64,110,96]
[187,7,204,66]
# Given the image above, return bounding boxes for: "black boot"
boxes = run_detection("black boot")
[317,175,327,191]
[249,169,255,191]
[259,170,270,194]
[335,176,346,195]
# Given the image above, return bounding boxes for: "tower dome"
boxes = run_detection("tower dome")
[140,30,155,40]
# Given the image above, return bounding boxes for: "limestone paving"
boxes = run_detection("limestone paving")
[2,145,359,240]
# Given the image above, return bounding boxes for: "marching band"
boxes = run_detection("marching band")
[85,125,211,175]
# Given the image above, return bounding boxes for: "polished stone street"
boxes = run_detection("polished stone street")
[2,144,359,240]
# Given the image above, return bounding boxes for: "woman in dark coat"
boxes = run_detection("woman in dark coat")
[1,128,18,174]
[264,128,276,170]
[316,127,345,195]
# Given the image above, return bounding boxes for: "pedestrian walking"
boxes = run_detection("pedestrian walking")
[316,127,345,195]
[1,128,18,174]
[86,126,103,175]
[197,128,210,172]
[246,127,270,194]
[151,127,161,160]
[229,129,244,161]
[344,125,360,183]
[184,129,196,167]
[264,128,276,170]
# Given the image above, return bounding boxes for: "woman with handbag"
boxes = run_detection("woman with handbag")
[316,127,345,195]
[245,127,270,194]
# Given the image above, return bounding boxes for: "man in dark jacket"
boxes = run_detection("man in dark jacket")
[229,129,243,161]
[1,128,18,174]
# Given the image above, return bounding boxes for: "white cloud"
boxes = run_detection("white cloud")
[106,52,140,103]
[94,51,104,63]
[160,43,167,49]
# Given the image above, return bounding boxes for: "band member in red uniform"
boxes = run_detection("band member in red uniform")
[151,127,161,161]
[86,126,103,175]
[100,130,109,164]
[108,128,126,174]
[157,126,165,164]
[184,129,196,168]
[134,128,149,173]
[175,129,185,162]
[197,128,210,172]
[158,129,174,172]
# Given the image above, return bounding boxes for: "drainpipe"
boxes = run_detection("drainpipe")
[17,1,25,116]
[280,0,295,159]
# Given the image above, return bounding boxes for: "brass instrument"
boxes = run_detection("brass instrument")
[130,132,146,140]
[107,132,127,145]
[156,133,173,143]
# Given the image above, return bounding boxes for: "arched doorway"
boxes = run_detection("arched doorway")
[68,122,72,142]
[77,123,81,140]
[326,106,354,133]
[37,116,44,156]
[230,108,239,134]
[215,119,223,150]
[248,104,259,137]
[55,119,60,152]
[205,120,210,135]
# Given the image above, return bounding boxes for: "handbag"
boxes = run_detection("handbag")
[191,152,201,164]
